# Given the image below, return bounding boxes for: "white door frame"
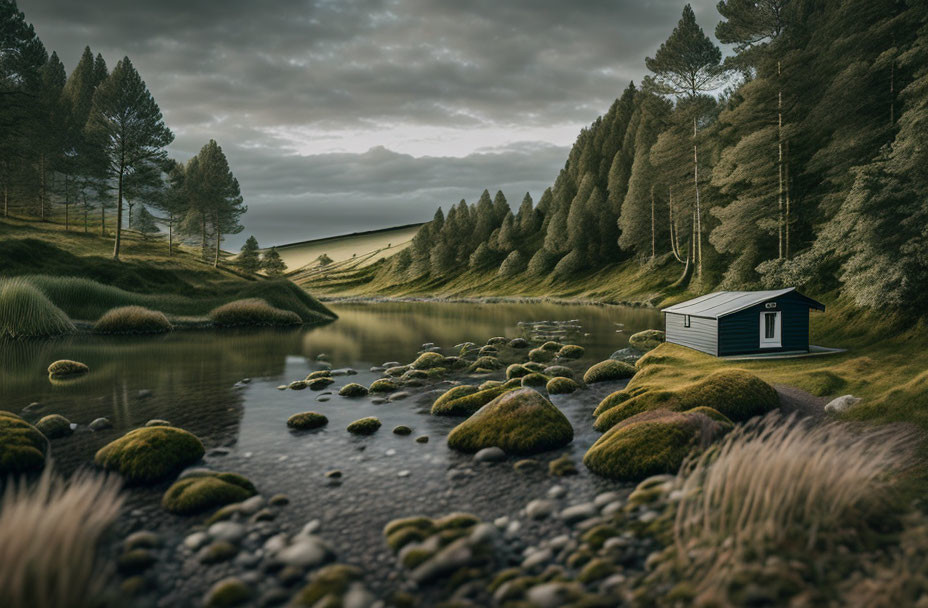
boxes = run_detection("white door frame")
[759,310,782,348]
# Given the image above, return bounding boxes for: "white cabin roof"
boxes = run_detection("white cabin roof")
[661,288,797,319]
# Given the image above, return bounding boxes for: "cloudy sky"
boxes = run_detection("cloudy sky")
[24,0,721,248]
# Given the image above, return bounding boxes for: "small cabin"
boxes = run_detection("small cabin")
[661,288,825,357]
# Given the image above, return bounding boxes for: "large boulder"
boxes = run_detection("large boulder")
[162,471,257,515]
[628,329,665,352]
[583,409,728,481]
[94,426,205,484]
[594,369,779,432]
[0,411,48,476]
[583,360,636,384]
[447,388,573,455]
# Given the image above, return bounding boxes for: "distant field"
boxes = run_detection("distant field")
[274,223,422,275]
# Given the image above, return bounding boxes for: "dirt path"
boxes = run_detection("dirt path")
[774,383,829,422]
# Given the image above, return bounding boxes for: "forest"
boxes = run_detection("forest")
[395,0,928,310]
[0,1,246,265]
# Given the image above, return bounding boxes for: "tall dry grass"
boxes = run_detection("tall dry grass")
[93,305,173,334]
[0,469,124,608]
[0,278,75,339]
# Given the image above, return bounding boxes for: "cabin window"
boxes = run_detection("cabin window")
[684,315,691,328]
[759,310,782,348]
[764,313,776,339]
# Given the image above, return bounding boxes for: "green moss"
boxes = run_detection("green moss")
[479,380,503,390]
[199,541,238,564]
[47,359,89,378]
[204,577,252,608]
[548,454,577,476]
[584,410,725,481]
[431,384,514,416]
[94,426,205,484]
[513,458,540,473]
[287,411,329,430]
[393,425,413,435]
[346,416,381,435]
[446,388,574,455]
[411,352,446,369]
[425,366,447,378]
[402,369,429,380]
[557,344,585,359]
[488,568,522,593]
[593,385,652,417]
[400,547,434,569]
[683,406,733,427]
[478,345,499,357]
[506,363,531,379]
[117,548,156,574]
[528,347,555,363]
[35,414,72,439]
[594,369,779,432]
[432,385,479,411]
[209,298,302,327]
[581,524,621,549]
[541,341,561,352]
[338,382,369,397]
[308,377,335,390]
[205,503,241,525]
[288,380,308,390]
[0,411,47,476]
[306,370,332,380]
[162,471,256,515]
[434,512,480,531]
[93,305,172,334]
[487,336,508,346]
[578,558,615,583]
[523,362,546,373]
[629,329,665,352]
[467,355,503,372]
[384,516,434,538]
[385,365,409,376]
[295,564,363,606]
[387,527,428,551]
[583,359,636,384]
[803,369,848,396]
[547,377,580,395]
[543,365,573,378]
[521,372,550,387]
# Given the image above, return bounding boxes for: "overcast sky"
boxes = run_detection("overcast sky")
[23,0,721,248]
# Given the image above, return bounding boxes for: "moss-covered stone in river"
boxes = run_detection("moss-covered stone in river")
[393,425,413,435]
[47,359,89,378]
[432,385,480,412]
[94,426,205,484]
[487,336,508,346]
[509,338,529,348]
[520,373,550,388]
[347,416,381,435]
[294,564,363,607]
[0,411,47,476]
[338,383,369,397]
[548,454,577,476]
[411,352,445,370]
[161,471,257,515]
[431,384,515,417]
[478,380,503,390]
[307,377,335,390]
[540,341,561,352]
[629,329,665,352]
[446,388,574,455]
[287,411,329,430]
[523,362,546,373]
[306,370,332,380]
[369,378,399,393]
[478,345,499,357]
[543,365,573,378]
[557,344,585,359]
[288,380,307,390]
[582,359,636,384]
[546,377,580,395]
[528,347,555,363]
[467,355,503,372]
[593,369,778,432]
[506,363,531,379]
[35,414,72,439]
[385,365,410,377]
[203,577,252,608]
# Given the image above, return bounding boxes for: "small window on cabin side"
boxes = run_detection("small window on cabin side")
[684,315,691,328]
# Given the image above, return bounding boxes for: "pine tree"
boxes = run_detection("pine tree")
[194,140,246,267]
[85,57,173,261]
[131,205,159,240]
[237,235,261,273]
[262,247,286,277]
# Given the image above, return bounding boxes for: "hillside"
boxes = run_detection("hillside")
[278,222,422,277]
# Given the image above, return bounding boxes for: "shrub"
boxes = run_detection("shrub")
[94,426,205,484]
[594,369,779,432]
[161,471,256,515]
[0,469,123,608]
[0,412,48,476]
[582,359,636,384]
[287,412,328,430]
[526,248,558,276]
[93,306,173,334]
[0,278,75,339]
[447,388,574,455]
[347,417,381,435]
[628,329,664,351]
[209,298,302,328]
[552,250,583,279]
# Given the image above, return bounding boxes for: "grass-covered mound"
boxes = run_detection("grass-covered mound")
[161,471,257,515]
[0,278,75,339]
[0,411,48,476]
[209,298,302,328]
[347,417,381,435]
[93,306,173,334]
[583,409,727,481]
[583,359,636,384]
[446,388,574,455]
[287,412,329,430]
[35,414,72,439]
[594,369,779,432]
[94,426,205,484]
[431,384,514,417]
[47,359,89,378]
[547,376,580,394]
[628,329,665,351]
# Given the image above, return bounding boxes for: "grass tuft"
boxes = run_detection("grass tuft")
[209,298,302,328]
[0,278,75,339]
[93,306,173,334]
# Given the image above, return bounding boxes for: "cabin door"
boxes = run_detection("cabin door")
[759,311,782,348]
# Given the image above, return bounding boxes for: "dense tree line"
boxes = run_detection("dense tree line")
[400,1,927,309]
[0,1,246,264]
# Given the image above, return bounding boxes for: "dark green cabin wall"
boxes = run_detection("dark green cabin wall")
[718,292,812,356]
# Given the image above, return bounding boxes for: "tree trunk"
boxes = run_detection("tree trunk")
[3,182,7,218]
[693,116,702,278]
[83,193,89,233]
[168,215,173,256]
[669,186,684,263]
[650,184,656,260]
[101,199,106,236]
[785,140,791,259]
[777,60,784,259]
[201,216,207,261]
[113,167,124,261]
[65,202,69,230]
[39,153,46,222]
[214,225,221,268]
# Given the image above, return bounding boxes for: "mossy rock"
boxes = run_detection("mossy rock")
[208,298,301,328]
[287,411,329,430]
[308,377,335,390]
[578,558,616,583]
[487,336,508,346]
[347,417,381,435]
[0,411,48,476]
[557,344,585,359]
[506,363,531,379]
[592,385,653,417]
[434,512,480,530]
[478,345,499,357]
[431,384,515,417]
[94,426,205,484]
[540,341,561,352]
[385,365,410,377]
[502,378,523,388]
[393,425,413,435]
[528,348,555,363]
[548,454,577,476]
[369,379,399,393]
[402,369,429,380]
[521,373,550,388]
[467,355,503,372]
[447,388,574,455]
[338,383,369,397]
[594,370,779,432]
[295,564,363,607]
[204,577,252,608]
[547,377,580,395]
[35,414,72,439]
[411,352,445,370]
[47,359,89,378]
[523,362,546,373]
[478,380,503,390]
[386,526,427,551]
[383,516,434,539]
[629,329,665,352]
[509,338,529,348]
[683,406,733,428]
[543,365,573,379]
[306,370,332,380]
[432,385,479,412]
[583,409,727,481]
[582,360,636,384]
[161,471,257,515]
[288,380,308,390]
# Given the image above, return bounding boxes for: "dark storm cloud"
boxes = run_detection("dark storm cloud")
[23,0,721,247]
